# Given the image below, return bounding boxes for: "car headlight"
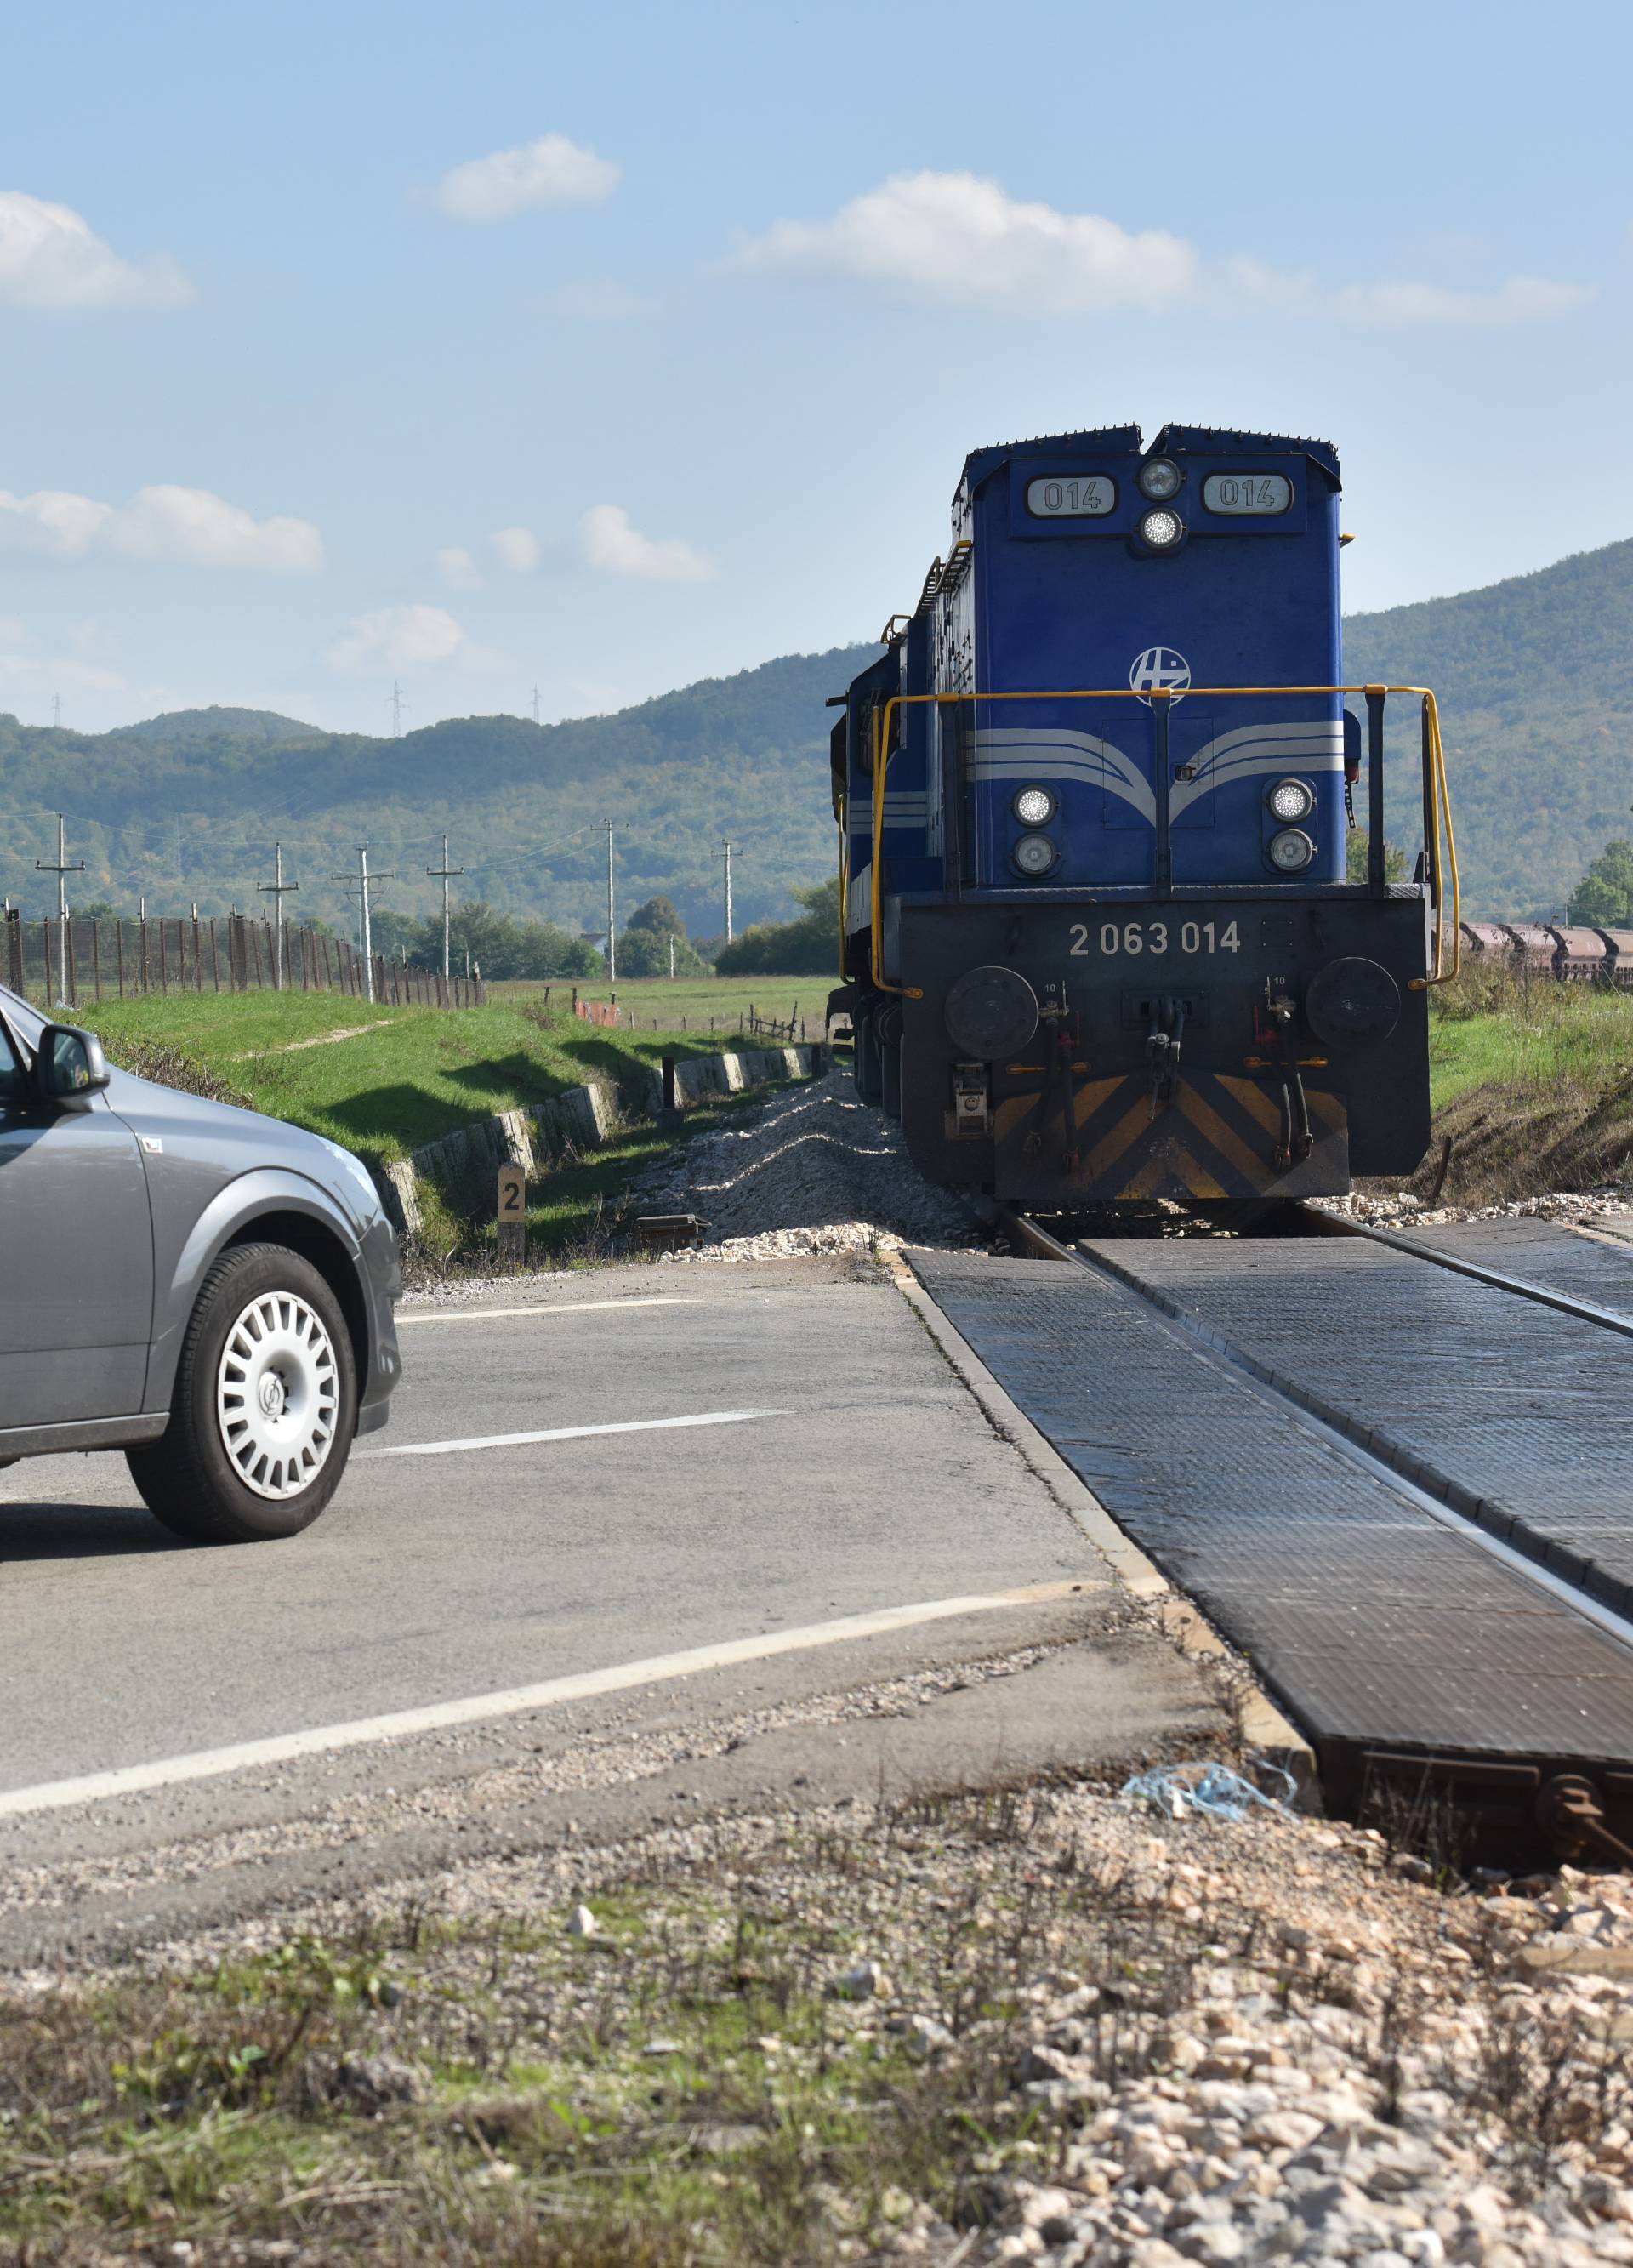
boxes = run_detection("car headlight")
[1012,832,1060,878]
[1268,828,1315,873]
[1267,777,1316,823]
[1139,456,1183,500]
[1135,507,1185,552]
[1011,784,1057,826]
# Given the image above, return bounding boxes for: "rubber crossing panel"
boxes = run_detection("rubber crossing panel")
[1084,1232,1633,1615]
[908,1249,1633,1772]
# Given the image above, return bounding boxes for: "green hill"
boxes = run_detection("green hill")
[3,537,1631,933]
[0,647,877,941]
[1344,539,1633,917]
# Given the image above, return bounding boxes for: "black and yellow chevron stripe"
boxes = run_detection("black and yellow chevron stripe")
[994,1072,1347,1200]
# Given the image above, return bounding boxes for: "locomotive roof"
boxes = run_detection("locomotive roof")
[959,424,1340,494]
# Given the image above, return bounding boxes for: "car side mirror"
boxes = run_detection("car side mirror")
[37,1024,111,1103]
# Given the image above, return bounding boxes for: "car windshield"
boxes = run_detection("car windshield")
[0,983,43,1046]
[0,1014,29,1103]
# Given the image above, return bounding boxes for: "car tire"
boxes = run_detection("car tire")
[126,1242,358,1545]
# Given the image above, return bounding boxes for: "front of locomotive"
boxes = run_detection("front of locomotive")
[860,423,1450,1205]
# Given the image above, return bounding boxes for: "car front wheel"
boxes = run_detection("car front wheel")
[127,1241,358,1544]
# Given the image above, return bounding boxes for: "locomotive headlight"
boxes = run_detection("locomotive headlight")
[1135,507,1185,552]
[1268,827,1316,873]
[1267,777,1316,823]
[1138,456,1183,500]
[1011,784,1057,826]
[1011,831,1060,878]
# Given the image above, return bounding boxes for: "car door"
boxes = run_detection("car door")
[0,1008,154,1427]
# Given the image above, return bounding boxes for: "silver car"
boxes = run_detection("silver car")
[0,982,401,1542]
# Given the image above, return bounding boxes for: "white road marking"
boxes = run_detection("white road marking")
[0,1581,1090,1822]
[398,1297,702,1326]
[364,1408,785,1458]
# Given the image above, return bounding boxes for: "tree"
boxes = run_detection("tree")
[1345,834,1409,887]
[1568,839,1633,927]
[714,876,840,975]
[625,895,686,940]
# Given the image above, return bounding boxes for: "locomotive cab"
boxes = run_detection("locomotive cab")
[834,422,1456,1205]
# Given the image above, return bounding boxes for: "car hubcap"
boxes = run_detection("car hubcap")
[215,1291,339,1501]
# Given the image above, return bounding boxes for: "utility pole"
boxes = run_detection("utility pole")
[389,681,407,738]
[722,838,734,943]
[51,692,60,729]
[595,818,629,980]
[257,843,299,990]
[426,833,464,981]
[331,847,395,1005]
[531,685,541,724]
[669,934,675,980]
[36,814,85,1009]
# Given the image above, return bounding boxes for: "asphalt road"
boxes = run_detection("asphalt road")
[0,1256,1219,1967]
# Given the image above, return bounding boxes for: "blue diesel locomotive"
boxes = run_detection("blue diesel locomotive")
[830,422,1457,1205]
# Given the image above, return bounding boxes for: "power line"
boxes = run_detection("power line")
[36,813,85,1009]
[329,846,396,1004]
[256,843,299,991]
[595,818,630,980]
[426,833,464,983]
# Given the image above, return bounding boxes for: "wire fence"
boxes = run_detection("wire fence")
[3,910,484,1013]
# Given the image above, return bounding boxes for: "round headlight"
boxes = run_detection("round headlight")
[1011,784,1057,826]
[1267,777,1316,823]
[1136,507,1185,552]
[1138,456,1183,500]
[1012,832,1059,878]
[1268,828,1315,873]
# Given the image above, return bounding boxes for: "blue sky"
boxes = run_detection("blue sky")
[1,0,1629,736]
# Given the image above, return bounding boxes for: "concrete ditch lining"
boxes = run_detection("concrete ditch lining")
[373,1046,817,1236]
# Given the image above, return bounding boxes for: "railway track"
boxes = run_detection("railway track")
[908,1202,1633,1868]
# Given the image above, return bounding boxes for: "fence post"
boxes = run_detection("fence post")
[4,909,21,995]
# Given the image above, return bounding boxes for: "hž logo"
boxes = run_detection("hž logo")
[1129,646,1190,706]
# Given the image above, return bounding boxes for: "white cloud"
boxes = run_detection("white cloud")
[734,170,1198,313]
[325,604,468,676]
[735,169,1589,328]
[433,134,620,223]
[0,191,194,311]
[488,525,541,573]
[0,483,322,571]
[1332,276,1594,326]
[436,544,483,590]
[580,504,714,584]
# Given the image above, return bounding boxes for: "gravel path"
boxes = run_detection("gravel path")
[624,1067,984,1262]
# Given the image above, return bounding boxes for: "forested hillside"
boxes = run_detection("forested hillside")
[0,647,875,940]
[1344,539,1633,915]
[3,537,1632,932]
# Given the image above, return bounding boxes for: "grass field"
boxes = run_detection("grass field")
[73,993,737,1169]
[1404,967,1633,1203]
[487,974,825,1037]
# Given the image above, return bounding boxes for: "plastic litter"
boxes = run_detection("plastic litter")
[1120,1757,1297,1823]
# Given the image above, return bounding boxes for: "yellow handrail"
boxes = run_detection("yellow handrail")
[835,789,848,977]
[866,684,1459,996]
